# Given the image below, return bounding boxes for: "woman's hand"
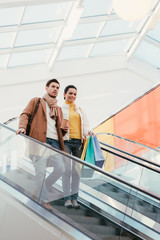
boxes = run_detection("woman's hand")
[88,130,95,136]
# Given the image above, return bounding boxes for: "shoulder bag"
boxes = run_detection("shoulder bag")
[26,98,41,136]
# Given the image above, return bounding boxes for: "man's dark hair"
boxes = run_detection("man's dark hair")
[64,85,77,94]
[46,79,60,87]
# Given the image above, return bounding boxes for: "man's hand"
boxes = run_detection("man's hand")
[16,128,26,135]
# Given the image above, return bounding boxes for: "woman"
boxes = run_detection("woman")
[61,85,91,208]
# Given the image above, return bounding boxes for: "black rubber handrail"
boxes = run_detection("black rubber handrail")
[96,132,160,152]
[99,140,160,169]
[101,146,160,174]
[3,117,18,125]
[0,122,160,201]
[5,118,159,167]
[5,118,159,152]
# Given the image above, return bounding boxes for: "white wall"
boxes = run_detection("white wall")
[59,68,157,128]
[0,55,160,128]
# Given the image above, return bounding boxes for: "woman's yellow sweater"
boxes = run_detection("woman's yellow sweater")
[65,101,81,139]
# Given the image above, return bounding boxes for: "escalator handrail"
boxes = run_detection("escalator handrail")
[99,140,160,169]
[4,118,159,154]
[96,132,160,152]
[4,119,160,152]
[3,117,18,125]
[100,146,160,174]
[3,118,160,168]
[0,122,160,201]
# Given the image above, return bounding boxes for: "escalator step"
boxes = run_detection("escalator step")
[99,235,134,240]
[53,205,91,216]
[68,214,100,225]
[82,224,117,235]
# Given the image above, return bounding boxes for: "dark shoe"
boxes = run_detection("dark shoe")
[72,199,80,209]
[64,199,73,208]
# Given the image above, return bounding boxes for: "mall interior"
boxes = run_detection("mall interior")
[0,0,160,239]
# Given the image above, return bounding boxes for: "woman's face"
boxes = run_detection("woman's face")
[64,88,77,103]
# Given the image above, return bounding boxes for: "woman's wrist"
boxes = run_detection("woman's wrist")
[88,130,95,136]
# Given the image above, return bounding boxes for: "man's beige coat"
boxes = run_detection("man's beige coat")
[19,97,63,143]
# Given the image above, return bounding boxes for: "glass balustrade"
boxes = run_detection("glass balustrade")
[96,133,160,165]
[98,144,160,197]
[0,123,159,240]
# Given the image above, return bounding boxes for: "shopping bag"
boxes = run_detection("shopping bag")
[92,135,105,168]
[84,136,95,165]
[81,136,89,160]
[75,137,89,176]
[81,136,95,178]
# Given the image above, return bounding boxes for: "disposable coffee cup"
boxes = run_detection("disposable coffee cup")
[61,119,69,129]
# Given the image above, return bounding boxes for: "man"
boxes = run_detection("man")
[17,79,67,210]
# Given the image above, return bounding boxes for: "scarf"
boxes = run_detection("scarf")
[43,93,65,151]
[43,93,58,119]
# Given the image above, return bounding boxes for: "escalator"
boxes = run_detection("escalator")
[96,132,160,197]
[0,122,160,240]
[96,132,160,166]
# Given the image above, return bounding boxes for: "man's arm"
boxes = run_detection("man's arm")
[16,98,38,135]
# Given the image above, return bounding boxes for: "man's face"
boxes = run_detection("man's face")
[46,82,60,98]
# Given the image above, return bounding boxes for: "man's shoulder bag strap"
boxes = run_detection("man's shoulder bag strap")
[26,98,41,136]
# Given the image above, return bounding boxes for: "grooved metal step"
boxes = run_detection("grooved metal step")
[51,199,141,240]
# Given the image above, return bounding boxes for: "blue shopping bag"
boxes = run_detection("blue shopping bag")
[92,135,105,168]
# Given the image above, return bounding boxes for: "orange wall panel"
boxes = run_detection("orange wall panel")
[113,85,160,148]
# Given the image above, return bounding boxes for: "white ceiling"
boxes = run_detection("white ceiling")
[0,0,160,77]
[0,0,160,127]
